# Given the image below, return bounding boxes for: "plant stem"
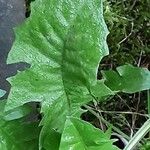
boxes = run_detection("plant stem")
[148,90,150,115]
[147,90,150,138]
[83,104,130,140]
[124,118,150,150]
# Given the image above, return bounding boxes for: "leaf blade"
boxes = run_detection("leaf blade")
[102,64,150,93]
[59,117,119,150]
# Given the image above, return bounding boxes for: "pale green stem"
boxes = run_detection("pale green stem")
[148,90,150,115]
[84,104,130,140]
[124,118,150,150]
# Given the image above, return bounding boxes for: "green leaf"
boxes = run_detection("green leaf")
[4,0,111,149]
[91,80,114,100]
[4,104,33,121]
[6,0,109,128]
[102,64,150,93]
[0,89,6,98]
[0,118,41,150]
[39,125,61,150]
[0,101,6,116]
[6,0,108,112]
[59,117,119,150]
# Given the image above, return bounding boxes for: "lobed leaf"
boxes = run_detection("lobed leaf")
[5,0,109,112]
[3,0,116,149]
[59,117,119,150]
[102,64,150,93]
[91,80,114,100]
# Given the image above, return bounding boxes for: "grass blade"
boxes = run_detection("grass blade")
[124,118,150,150]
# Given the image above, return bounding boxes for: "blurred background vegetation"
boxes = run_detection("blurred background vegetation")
[98,1,150,149]
[103,0,149,68]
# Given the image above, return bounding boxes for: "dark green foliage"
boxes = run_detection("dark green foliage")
[103,0,150,67]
